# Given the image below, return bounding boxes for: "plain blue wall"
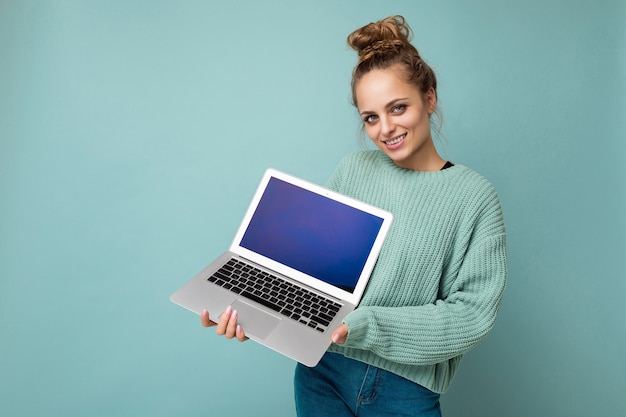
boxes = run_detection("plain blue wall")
[1,1,624,416]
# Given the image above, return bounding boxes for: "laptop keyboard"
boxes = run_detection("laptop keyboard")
[207,258,342,333]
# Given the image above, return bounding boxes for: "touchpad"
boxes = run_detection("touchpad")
[232,299,280,340]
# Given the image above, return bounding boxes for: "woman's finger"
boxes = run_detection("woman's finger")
[200,309,216,327]
[224,309,239,339]
[215,305,232,336]
[235,324,249,342]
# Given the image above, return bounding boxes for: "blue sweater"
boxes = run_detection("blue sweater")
[326,151,507,393]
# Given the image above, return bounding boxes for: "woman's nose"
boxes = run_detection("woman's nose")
[380,116,396,136]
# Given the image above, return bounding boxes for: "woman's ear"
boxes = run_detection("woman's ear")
[425,87,437,114]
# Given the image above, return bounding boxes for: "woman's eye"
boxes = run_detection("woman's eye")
[391,105,406,113]
[364,115,378,124]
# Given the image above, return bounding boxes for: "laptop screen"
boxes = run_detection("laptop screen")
[240,176,384,293]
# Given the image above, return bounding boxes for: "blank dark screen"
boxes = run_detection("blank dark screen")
[240,177,384,293]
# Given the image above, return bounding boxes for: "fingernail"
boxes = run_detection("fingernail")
[332,333,339,343]
[225,305,232,315]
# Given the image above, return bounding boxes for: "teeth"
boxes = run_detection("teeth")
[385,134,405,145]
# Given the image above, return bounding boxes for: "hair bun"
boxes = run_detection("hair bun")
[346,15,438,111]
[347,15,413,60]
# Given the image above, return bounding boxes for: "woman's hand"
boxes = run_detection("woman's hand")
[200,306,248,342]
[331,324,349,345]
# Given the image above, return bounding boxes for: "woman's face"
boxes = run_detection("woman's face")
[355,65,440,171]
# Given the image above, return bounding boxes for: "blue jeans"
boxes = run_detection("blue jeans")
[294,352,441,417]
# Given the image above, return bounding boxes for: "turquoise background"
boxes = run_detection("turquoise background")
[1,1,624,416]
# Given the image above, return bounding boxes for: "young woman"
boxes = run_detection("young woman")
[201,15,507,416]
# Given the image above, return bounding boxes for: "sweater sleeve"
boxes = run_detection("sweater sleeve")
[340,199,507,366]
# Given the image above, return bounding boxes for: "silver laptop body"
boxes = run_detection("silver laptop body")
[170,168,393,366]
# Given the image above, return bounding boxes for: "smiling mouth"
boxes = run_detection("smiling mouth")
[383,134,406,146]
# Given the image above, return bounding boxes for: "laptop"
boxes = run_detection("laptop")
[170,168,393,366]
